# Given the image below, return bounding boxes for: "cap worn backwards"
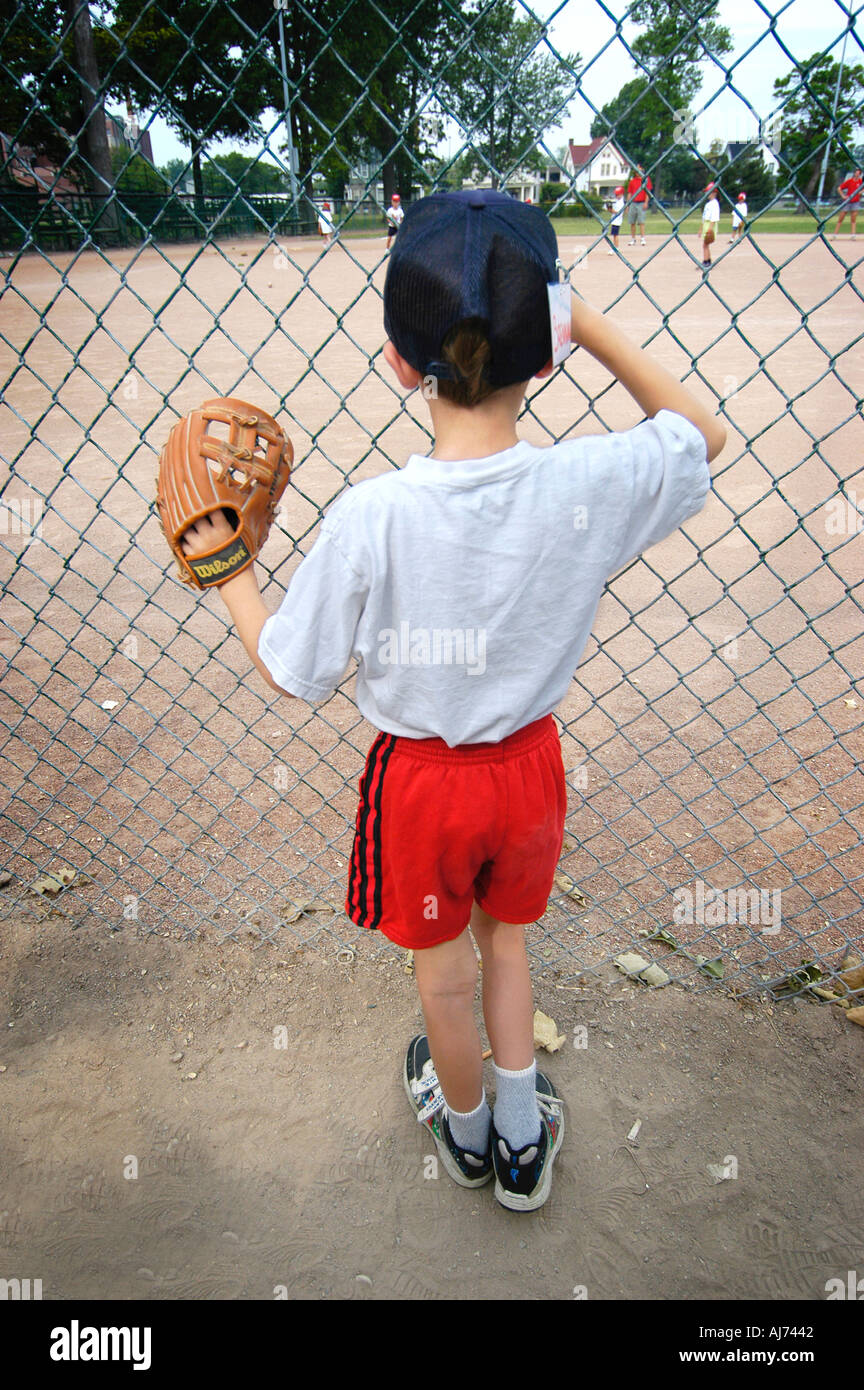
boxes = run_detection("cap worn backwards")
[383,189,559,390]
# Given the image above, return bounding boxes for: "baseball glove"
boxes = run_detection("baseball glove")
[156,397,293,589]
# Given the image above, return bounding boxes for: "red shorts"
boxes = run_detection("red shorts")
[345,714,567,950]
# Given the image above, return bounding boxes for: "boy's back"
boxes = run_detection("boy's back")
[260,409,708,745]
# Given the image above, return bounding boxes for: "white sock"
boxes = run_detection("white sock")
[445,1090,491,1156]
[492,1060,542,1151]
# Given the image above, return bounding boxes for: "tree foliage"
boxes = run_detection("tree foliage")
[1,3,96,174]
[592,1,731,190]
[437,0,580,189]
[105,1,275,204]
[773,52,864,200]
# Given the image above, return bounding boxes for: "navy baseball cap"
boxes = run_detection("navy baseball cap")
[383,189,560,389]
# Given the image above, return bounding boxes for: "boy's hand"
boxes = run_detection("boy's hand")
[180,509,236,557]
[156,397,293,589]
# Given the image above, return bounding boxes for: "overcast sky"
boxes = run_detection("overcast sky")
[138,0,862,171]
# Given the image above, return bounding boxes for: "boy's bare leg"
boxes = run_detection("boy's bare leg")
[469,902,534,1069]
[412,929,484,1112]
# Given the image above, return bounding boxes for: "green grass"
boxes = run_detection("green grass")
[547,207,846,237]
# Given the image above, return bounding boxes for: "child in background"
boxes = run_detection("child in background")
[701,182,721,269]
[607,186,625,254]
[386,193,404,249]
[179,190,726,1212]
[317,201,334,246]
[832,169,862,240]
[729,191,747,243]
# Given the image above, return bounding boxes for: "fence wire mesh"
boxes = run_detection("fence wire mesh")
[1,0,862,1001]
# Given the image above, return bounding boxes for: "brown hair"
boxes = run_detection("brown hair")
[435,317,496,407]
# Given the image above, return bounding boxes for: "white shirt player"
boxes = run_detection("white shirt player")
[258,411,710,747]
[732,198,747,228]
[386,203,405,231]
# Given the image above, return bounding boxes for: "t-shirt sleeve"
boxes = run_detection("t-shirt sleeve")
[257,523,367,703]
[608,409,710,573]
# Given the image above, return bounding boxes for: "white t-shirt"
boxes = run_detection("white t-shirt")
[386,204,404,229]
[611,195,625,223]
[258,410,710,746]
[732,199,747,226]
[704,196,720,224]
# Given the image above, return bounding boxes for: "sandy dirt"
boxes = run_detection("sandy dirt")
[1,902,862,1301]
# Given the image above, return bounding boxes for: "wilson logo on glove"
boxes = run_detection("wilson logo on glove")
[155,397,293,589]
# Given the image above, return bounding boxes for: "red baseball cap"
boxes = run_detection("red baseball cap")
[738,191,746,200]
[614,186,624,195]
[392,193,401,202]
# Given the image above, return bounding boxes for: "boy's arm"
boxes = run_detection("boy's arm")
[217,567,294,696]
[181,514,294,697]
[570,294,727,463]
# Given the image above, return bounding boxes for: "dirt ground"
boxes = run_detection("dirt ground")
[1,902,862,1302]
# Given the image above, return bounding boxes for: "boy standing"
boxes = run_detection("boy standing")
[701,182,721,269]
[729,191,747,243]
[607,185,625,253]
[179,190,725,1212]
[386,192,404,249]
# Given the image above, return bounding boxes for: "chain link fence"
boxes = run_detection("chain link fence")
[1,0,862,1001]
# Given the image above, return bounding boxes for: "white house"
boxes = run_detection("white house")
[563,137,631,196]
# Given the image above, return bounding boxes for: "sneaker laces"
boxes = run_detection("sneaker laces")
[410,1058,445,1124]
[538,1091,563,1124]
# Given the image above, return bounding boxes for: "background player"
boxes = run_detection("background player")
[386,192,404,249]
[606,185,625,254]
[626,163,652,246]
[701,182,720,269]
[729,191,747,243]
[317,200,335,246]
[832,168,862,239]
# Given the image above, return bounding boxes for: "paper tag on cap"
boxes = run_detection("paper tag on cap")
[547,282,572,366]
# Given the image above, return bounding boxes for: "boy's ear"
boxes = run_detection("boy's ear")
[383,340,423,390]
[534,358,555,380]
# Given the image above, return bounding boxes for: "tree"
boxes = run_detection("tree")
[106,1,274,214]
[0,1,86,168]
[773,52,864,204]
[438,0,580,189]
[111,144,168,193]
[338,1,457,204]
[593,2,732,193]
[714,145,775,209]
[203,152,287,196]
[590,77,657,169]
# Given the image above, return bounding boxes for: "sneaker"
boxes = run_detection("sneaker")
[403,1034,493,1188]
[490,1071,564,1212]
[628,239,635,246]
[641,237,646,245]
[607,247,614,255]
